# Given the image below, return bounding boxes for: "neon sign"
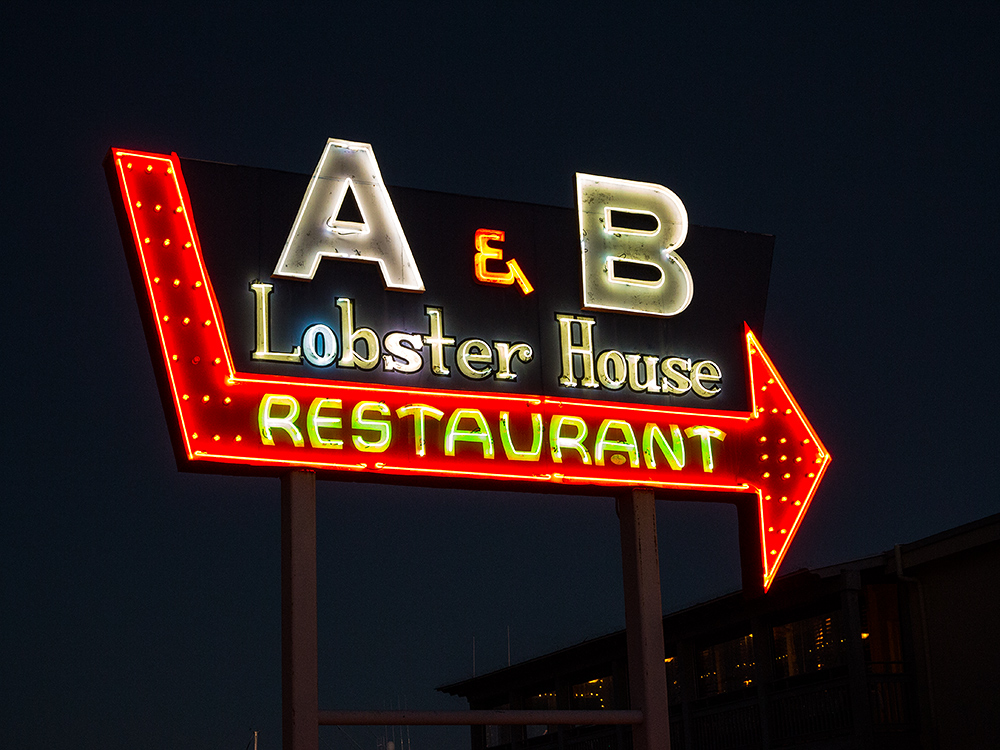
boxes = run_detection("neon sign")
[106,144,829,589]
[273,138,424,291]
[473,229,534,294]
[577,173,692,317]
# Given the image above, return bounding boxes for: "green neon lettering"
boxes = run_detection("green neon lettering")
[259,394,304,447]
[352,401,391,452]
[499,412,543,461]
[550,415,591,464]
[594,419,639,467]
[684,426,726,472]
[642,423,685,470]
[444,409,495,458]
[397,404,445,457]
[306,398,343,449]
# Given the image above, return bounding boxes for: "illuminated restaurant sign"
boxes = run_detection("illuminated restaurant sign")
[105,139,829,588]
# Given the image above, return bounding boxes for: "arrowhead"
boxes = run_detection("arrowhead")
[742,326,831,591]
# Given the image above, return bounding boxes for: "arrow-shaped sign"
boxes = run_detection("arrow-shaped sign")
[107,148,829,590]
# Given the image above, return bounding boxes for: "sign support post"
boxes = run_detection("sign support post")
[282,469,319,750]
[619,489,671,750]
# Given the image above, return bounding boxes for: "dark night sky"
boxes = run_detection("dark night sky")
[3,3,998,749]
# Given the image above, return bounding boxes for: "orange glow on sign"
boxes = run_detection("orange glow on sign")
[109,149,828,591]
[473,228,533,294]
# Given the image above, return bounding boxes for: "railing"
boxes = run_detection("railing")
[868,673,913,728]
[769,678,850,743]
[456,670,913,750]
[690,697,761,749]
[481,723,634,750]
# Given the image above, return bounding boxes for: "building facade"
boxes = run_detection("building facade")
[440,514,999,750]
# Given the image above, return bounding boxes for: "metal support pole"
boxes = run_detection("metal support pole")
[282,470,319,750]
[841,568,874,750]
[619,489,670,750]
[737,500,765,598]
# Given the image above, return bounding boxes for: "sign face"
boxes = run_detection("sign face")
[106,140,829,589]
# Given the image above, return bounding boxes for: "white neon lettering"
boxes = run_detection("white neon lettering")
[273,138,424,291]
[456,338,494,380]
[336,298,380,370]
[577,173,692,317]
[556,315,598,388]
[302,324,338,367]
[382,332,424,373]
[251,283,303,363]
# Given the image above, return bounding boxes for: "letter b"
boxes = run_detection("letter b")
[576,173,692,317]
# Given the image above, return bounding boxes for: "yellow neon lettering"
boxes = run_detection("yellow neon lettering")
[596,350,627,389]
[690,360,722,397]
[423,307,455,376]
[382,332,424,373]
[456,338,494,379]
[660,357,692,395]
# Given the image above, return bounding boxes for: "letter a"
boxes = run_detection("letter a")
[576,173,692,316]
[273,139,424,292]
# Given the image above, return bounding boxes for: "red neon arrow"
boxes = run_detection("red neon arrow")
[739,326,831,589]
[107,148,830,590]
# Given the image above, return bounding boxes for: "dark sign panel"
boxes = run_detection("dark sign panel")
[181,157,773,411]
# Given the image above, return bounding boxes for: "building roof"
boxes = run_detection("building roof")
[438,512,1000,698]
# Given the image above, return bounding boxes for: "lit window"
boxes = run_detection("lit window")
[772,611,845,679]
[696,634,755,697]
[570,676,614,712]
